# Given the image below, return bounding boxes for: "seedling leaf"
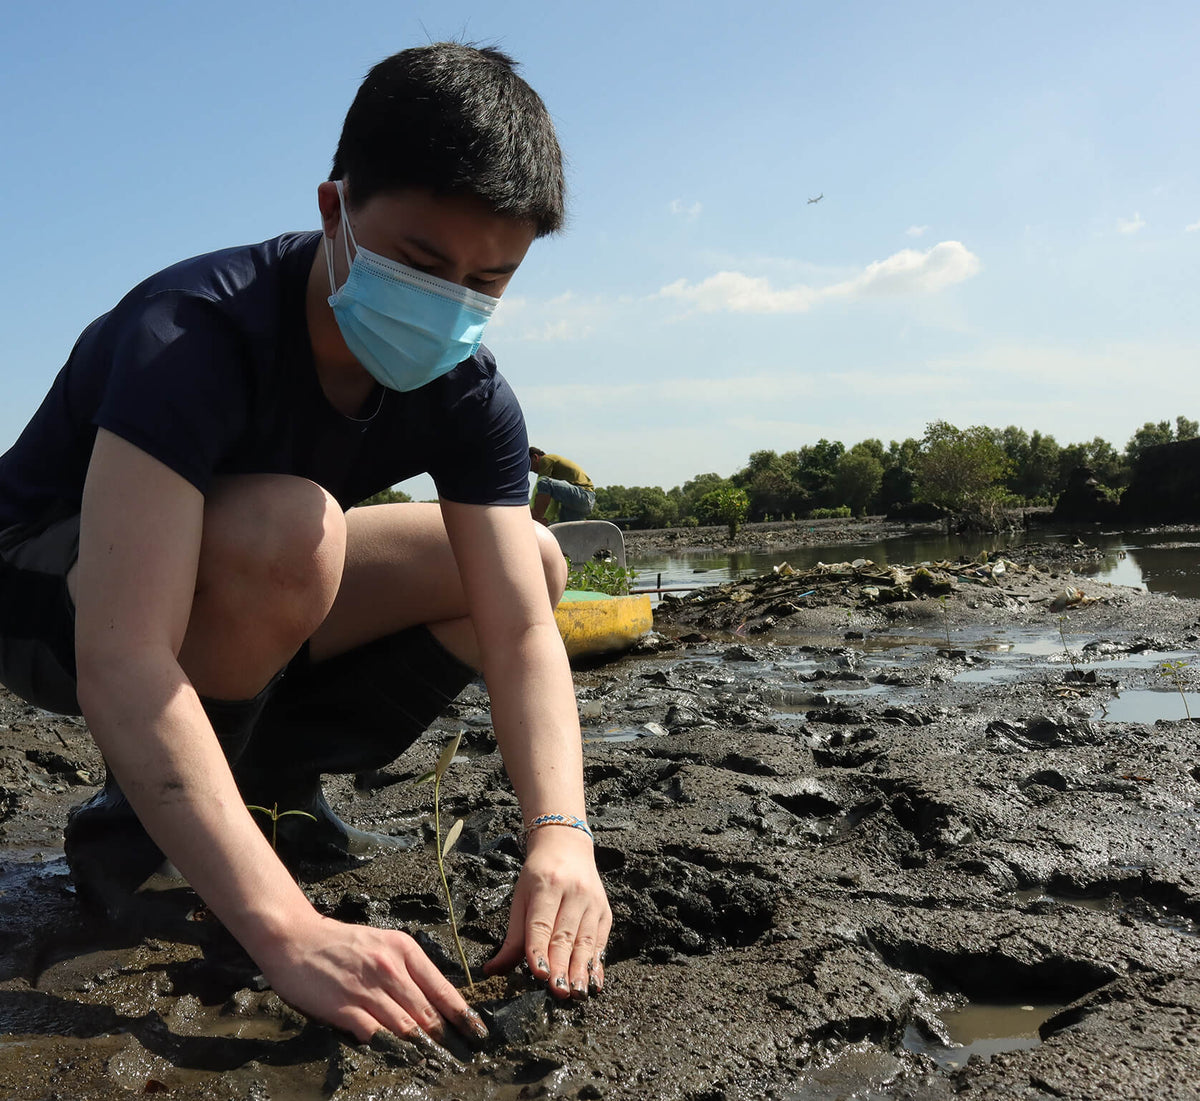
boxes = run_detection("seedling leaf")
[435,729,464,780]
[245,802,316,852]
[278,810,318,823]
[442,818,464,858]
[414,770,436,786]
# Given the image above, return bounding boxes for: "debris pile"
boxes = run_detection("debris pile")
[656,547,1110,633]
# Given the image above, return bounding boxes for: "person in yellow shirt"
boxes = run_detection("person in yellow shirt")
[529,446,595,523]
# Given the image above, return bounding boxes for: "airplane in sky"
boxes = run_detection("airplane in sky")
[807,193,823,204]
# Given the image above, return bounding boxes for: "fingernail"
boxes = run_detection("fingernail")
[462,1007,489,1041]
[554,975,569,991]
[409,1026,456,1064]
[570,979,587,1000]
[536,955,549,974]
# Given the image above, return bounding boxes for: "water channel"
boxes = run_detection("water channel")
[630,527,1200,730]
[629,527,1200,599]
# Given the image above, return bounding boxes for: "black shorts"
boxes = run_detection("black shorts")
[0,507,473,733]
[0,506,82,716]
[0,506,307,719]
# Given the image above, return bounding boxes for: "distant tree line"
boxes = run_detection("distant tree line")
[591,415,1199,530]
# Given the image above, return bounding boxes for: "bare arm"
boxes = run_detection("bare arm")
[73,429,485,1043]
[440,499,611,996]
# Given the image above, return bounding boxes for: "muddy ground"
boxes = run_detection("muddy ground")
[3,529,1200,1100]
[622,515,951,557]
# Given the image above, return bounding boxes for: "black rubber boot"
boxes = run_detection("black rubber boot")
[234,625,477,865]
[64,684,278,918]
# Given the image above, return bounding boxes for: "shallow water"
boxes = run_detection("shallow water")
[1093,689,1200,723]
[904,1002,1063,1070]
[631,528,1200,599]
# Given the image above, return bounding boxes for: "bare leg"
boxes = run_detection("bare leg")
[177,475,346,698]
[64,474,347,898]
[309,502,567,668]
[229,503,567,860]
[67,473,346,700]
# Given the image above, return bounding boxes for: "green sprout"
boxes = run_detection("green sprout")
[1157,659,1192,720]
[246,802,317,851]
[1057,616,1080,675]
[416,730,474,990]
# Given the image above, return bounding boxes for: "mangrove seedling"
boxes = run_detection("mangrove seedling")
[1057,616,1080,676]
[416,729,474,989]
[939,595,951,646]
[246,802,317,851]
[1157,659,1192,720]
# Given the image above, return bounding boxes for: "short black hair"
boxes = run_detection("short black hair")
[332,43,565,237]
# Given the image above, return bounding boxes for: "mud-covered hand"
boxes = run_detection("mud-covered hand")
[257,912,489,1044]
[484,827,611,998]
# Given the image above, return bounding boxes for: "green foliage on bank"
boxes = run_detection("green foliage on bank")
[696,486,750,540]
[810,506,852,519]
[586,413,1197,530]
[355,487,413,507]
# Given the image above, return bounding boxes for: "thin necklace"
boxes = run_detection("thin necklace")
[347,384,386,429]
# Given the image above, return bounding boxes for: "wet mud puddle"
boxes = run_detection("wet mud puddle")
[903,1000,1064,1070]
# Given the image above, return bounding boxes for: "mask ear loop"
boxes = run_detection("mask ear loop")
[324,180,358,303]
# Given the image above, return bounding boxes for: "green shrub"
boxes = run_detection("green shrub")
[809,506,852,519]
[354,486,413,507]
[566,556,637,595]
[696,486,750,540]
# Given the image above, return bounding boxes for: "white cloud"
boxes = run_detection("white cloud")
[657,241,981,315]
[905,224,929,237]
[658,270,819,313]
[1186,218,1200,232]
[1116,212,1146,234]
[490,291,605,341]
[668,198,702,219]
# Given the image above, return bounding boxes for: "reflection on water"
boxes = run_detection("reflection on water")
[1092,689,1200,723]
[631,528,1200,600]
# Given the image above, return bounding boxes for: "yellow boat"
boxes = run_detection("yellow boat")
[554,590,653,660]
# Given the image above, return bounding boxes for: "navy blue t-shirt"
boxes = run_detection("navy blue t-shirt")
[0,232,530,528]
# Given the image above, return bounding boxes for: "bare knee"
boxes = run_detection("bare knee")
[535,523,568,605]
[182,477,346,685]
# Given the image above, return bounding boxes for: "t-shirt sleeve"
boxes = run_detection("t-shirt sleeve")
[430,352,531,506]
[95,291,251,493]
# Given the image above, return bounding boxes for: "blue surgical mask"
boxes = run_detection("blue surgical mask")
[324,181,499,392]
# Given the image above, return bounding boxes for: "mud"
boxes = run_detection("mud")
[623,515,947,557]
[3,536,1200,1099]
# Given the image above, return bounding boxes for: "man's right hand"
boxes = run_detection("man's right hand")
[71,434,487,1049]
[257,912,489,1045]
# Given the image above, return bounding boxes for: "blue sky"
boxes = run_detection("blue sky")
[2,1,1197,500]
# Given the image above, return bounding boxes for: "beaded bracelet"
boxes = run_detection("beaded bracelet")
[524,813,594,843]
